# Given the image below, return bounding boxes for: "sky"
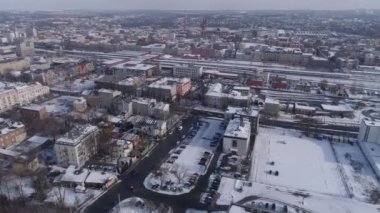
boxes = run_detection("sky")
[1,0,380,11]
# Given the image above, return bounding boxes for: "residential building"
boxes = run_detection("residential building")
[54,125,100,167]
[19,105,49,121]
[223,118,251,157]
[147,77,191,101]
[205,84,252,109]
[131,98,170,120]
[15,83,50,105]
[0,119,27,149]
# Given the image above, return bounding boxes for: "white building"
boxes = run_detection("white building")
[358,119,380,180]
[358,119,380,144]
[223,118,251,157]
[263,98,280,116]
[54,125,100,167]
[173,65,203,80]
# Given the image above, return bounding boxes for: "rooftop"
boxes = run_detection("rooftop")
[56,125,98,146]
[224,118,251,139]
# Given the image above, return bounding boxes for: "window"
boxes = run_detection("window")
[232,140,237,148]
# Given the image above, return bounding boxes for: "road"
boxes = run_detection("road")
[85,116,219,213]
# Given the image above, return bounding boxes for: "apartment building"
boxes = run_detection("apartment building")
[0,83,50,112]
[0,119,27,149]
[54,125,100,167]
[131,98,170,120]
[223,118,251,157]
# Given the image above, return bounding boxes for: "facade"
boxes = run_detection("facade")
[0,119,27,149]
[264,98,280,116]
[54,125,100,167]
[223,118,251,157]
[19,105,48,121]
[16,40,35,57]
[357,119,380,180]
[358,119,380,144]
[15,83,50,105]
[173,65,203,80]
[0,83,49,113]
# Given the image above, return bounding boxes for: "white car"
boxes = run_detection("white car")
[178,126,183,130]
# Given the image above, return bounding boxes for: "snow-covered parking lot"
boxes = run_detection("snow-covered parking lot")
[144,117,225,195]
[251,127,347,197]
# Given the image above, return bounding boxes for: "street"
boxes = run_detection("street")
[85,116,220,213]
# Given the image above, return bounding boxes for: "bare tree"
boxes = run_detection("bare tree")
[54,185,66,208]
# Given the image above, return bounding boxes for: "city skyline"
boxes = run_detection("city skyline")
[1,0,380,11]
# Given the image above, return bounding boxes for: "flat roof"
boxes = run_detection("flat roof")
[224,118,251,139]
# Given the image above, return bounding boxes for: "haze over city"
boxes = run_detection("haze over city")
[1,0,380,11]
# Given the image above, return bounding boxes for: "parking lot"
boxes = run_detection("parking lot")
[144,117,225,195]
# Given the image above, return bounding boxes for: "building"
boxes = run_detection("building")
[223,118,251,157]
[147,77,191,101]
[131,98,170,120]
[321,104,354,118]
[0,119,27,149]
[97,89,122,109]
[173,65,203,80]
[15,83,50,105]
[54,125,100,167]
[0,83,50,113]
[263,98,280,116]
[19,105,48,121]
[16,40,35,57]
[0,59,30,75]
[225,107,259,134]
[357,119,380,180]
[205,84,252,109]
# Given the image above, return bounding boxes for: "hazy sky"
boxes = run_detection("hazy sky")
[1,0,379,11]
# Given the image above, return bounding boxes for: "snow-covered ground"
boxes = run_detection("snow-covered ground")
[217,177,380,213]
[251,127,347,197]
[0,176,35,200]
[45,187,101,207]
[332,142,380,202]
[144,117,224,195]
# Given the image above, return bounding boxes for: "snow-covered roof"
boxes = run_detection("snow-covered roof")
[224,118,251,139]
[265,97,280,105]
[85,171,117,184]
[226,106,259,117]
[321,104,353,112]
[60,165,89,183]
[56,125,98,146]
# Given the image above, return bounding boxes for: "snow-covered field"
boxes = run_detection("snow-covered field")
[332,142,380,202]
[251,127,347,197]
[144,117,224,195]
[0,176,35,200]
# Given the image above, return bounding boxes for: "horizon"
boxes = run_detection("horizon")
[1,0,380,11]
